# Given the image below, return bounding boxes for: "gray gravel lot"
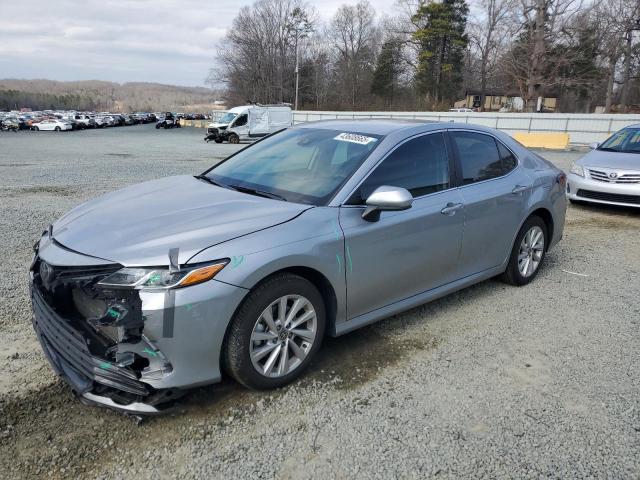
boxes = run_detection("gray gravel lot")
[0,125,638,479]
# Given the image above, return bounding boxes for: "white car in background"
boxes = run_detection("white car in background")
[32,119,73,132]
[567,125,640,208]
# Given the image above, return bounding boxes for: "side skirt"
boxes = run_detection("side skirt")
[333,264,506,337]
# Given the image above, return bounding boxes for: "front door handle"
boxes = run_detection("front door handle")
[512,185,529,194]
[440,203,464,216]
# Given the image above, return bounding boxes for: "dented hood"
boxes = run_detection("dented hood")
[52,175,311,266]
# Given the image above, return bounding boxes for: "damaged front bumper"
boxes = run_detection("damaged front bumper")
[30,233,248,415]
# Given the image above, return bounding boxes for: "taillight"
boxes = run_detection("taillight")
[557,172,567,188]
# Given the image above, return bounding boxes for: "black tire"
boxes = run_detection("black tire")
[228,133,240,144]
[214,138,223,144]
[33,126,39,131]
[500,215,547,286]
[224,273,326,390]
[55,126,61,132]
[155,124,161,129]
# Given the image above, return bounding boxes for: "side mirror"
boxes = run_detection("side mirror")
[362,185,413,222]
[589,142,600,150]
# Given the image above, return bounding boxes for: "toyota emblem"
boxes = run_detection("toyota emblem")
[608,172,618,179]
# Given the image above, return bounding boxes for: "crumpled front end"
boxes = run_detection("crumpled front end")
[29,233,248,415]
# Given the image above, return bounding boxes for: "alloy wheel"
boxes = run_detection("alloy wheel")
[518,225,545,278]
[250,294,317,378]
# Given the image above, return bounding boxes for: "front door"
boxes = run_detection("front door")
[339,132,465,320]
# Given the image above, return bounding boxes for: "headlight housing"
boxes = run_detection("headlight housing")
[570,163,585,177]
[98,260,228,290]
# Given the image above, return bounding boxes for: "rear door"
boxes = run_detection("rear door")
[248,107,270,137]
[448,130,532,275]
[339,132,465,319]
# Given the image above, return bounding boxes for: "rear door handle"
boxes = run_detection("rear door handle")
[440,203,464,215]
[512,185,529,194]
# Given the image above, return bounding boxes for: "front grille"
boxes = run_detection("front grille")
[576,189,640,205]
[31,285,150,396]
[588,169,640,184]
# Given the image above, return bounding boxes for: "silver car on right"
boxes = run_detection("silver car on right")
[567,125,640,207]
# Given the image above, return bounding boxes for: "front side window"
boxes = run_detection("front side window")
[351,132,450,203]
[207,128,381,205]
[233,114,248,127]
[450,131,503,185]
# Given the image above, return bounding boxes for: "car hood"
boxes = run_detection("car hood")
[578,149,640,171]
[52,175,311,267]
[207,122,229,128]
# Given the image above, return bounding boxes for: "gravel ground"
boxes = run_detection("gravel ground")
[0,125,638,479]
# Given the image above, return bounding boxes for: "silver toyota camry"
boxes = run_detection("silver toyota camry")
[567,125,640,207]
[30,120,566,415]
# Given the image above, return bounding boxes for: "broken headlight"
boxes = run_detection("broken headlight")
[98,261,228,290]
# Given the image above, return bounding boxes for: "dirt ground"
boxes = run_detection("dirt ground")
[0,126,638,479]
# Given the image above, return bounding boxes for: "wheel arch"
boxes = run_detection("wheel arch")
[528,207,554,251]
[246,266,338,336]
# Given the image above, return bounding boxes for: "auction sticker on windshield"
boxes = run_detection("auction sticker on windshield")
[334,132,378,145]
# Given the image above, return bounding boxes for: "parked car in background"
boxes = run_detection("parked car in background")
[156,112,180,129]
[0,117,20,131]
[567,126,640,208]
[73,114,97,129]
[31,119,73,131]
[30,120,566,415]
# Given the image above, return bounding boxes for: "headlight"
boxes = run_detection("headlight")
[98,260,228,290]
[570,163,584,177]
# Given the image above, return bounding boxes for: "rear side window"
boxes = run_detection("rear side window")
[450,131,504,185]
[497,141,518,173]
[353,132,450,202]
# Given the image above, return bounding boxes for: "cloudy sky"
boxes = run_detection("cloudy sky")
[0,0,396,87]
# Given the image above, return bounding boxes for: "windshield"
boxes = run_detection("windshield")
[206,128,382,205]
[598,128,640,153]
[218,112,238,124]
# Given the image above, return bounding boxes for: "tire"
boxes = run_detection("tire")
[156,124,161,129]
[33,126,39,131]
[228,133,240,144]
[224,273,326,390]
[214,138,223,144]
[500,215,547,286]
[55,126,61,132]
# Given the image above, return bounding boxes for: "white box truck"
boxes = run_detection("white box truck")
[205,104,293,144]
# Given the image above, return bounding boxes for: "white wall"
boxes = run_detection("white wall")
[293,111,640,145]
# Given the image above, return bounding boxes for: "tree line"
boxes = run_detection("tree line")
[213,0,640,113]
[0,79,218,112]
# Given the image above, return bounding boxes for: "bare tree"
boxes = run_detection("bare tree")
[468,0,512,110]
[329,1,379,109]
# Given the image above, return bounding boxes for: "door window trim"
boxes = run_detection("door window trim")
[446,129,520,188]
[341,130,457,206]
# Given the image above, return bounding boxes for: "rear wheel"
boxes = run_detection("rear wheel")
[55,126,61,132]
[500,216,547,286]
[224,273,325,389]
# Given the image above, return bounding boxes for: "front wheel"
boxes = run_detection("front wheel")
[55,126,61,132]
[228,133,240,144]
[224,273,326,389]
[500,216,547,286]
[33,126,39,131]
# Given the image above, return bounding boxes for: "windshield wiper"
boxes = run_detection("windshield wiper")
[194,174,233,189]
[230,185,288,202]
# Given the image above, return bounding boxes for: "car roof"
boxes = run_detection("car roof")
[296,119,441,136]
[293,118,510,137]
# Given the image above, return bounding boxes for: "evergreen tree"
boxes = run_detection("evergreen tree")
[371,38,403,106]
[413,0,469,104]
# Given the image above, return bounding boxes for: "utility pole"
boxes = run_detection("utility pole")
[295,31,300,111]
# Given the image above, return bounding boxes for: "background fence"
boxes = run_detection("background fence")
[293,111,640,145]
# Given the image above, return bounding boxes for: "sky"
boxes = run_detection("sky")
[0,0,397,87]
